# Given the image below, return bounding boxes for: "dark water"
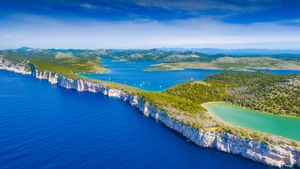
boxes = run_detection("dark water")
[80,59,300,92]
[80,59,225,91]
[0,70,281,169]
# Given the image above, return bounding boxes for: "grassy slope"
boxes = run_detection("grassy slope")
[165,72,300,116]
[28,57,107,78]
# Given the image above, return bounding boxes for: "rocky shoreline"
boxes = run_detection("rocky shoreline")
[1,56,300,168]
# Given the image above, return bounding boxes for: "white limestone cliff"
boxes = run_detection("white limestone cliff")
[0,56,299,168]
[0,57,31,75]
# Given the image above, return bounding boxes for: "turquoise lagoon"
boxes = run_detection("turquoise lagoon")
[206,103,300,141]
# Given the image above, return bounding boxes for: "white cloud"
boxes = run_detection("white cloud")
[1,33,10,39]
[134,0,240,11]
[1,16,300,49]
[79,3,119,11]
[130,0,281,12]
[80,3,95,9]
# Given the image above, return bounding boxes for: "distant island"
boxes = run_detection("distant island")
[145,57,300,71]
[2,47,300,72]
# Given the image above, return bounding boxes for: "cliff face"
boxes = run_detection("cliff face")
[0,57,31,75]
[1,56,300,168]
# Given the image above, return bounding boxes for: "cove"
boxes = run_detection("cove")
[80,59,225,92]
[80,59,300,92]
[206,103,300,142]
[0,70,280,169]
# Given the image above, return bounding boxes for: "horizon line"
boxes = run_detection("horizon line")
[2,46,300,51]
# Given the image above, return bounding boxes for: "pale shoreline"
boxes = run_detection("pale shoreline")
[202,102,300,142]
[202,102,300,119]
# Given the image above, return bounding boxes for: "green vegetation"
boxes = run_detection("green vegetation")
[165,72,300,116]
[2,48,299,70]
[0,47,103,59]
[136,92,211,129]
[146,57,300,71]
[101,49,215,62]
[28,57,107,78]
[0,47,214,62]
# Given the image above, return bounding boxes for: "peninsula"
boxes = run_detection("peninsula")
[0,51,300,168]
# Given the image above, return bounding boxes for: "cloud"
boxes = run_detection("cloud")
[1,16,300,49]
[80,3,95,9]
[133,0,240,11]
[0,0,296,24]
[79,3,116,11]
[1,33,10,39]
[129,0,281,12]
[1,0,299,49]
[278,19,300,26]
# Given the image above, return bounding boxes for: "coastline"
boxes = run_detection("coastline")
[201,102,234,126]
[1,56,300,168]
[203,102,300,142]
[203,102,300,119]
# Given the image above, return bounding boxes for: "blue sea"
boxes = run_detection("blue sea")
[0,70,282,169]
[81,59,300,91]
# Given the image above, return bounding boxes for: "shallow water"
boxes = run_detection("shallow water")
[206,103,300,141]
[0,70,280,169]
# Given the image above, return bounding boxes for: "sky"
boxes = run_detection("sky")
[0,0,300,49]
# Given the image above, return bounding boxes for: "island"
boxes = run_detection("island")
[145,56,300,71]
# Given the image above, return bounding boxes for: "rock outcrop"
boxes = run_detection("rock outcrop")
[0,57,31,75]
[1,56,299,168]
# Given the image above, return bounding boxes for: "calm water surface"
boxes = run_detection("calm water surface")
[80,59,225,91]
[80,59,300,91]
[206,103,300,141]
[0,70,281,169]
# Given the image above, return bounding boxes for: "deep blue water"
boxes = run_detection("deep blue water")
[0,70,281,169]
[80,59,300,92]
